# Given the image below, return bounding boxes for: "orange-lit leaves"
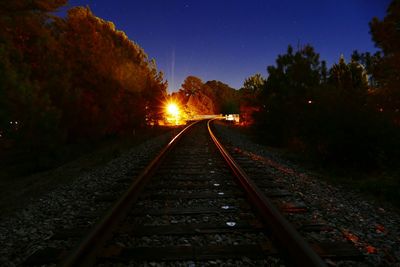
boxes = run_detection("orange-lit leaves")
[342,230,359,244]
[366,245,377,254]
[375,224,386,234]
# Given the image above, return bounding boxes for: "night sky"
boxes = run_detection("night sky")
[64,0,390,92]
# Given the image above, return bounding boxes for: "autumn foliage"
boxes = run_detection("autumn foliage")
[0,2,166,150]
[172,76,239,116]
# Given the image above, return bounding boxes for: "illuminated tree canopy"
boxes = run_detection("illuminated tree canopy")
[0,3,166,148]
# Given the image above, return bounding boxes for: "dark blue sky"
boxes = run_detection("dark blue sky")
[64,0,390,92]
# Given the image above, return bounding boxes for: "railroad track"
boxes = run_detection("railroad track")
[25,120,363,266]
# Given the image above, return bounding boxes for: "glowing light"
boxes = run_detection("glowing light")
[225,114,240,123]
[226,114,235,121]
[166,103,179,116]
[164,101,185,125]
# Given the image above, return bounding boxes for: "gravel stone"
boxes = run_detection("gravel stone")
[214,122,400,266]
[0,131,175,266]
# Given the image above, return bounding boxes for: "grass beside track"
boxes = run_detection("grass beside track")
[220,122,400,209]
[0,126,181,217]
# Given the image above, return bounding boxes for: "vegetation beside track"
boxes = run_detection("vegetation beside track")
[220,122,400,209]
[0,126,180,216]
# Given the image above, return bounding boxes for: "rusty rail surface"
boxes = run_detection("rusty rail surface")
[62,121,200,267]
[63,119,327,266]
[207,119,327,267]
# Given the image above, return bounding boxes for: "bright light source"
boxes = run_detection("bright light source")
[164,101,185,125]
[166,103,179,116]
[226,221,236,227]
[226,114,234,121]
[308,100,313,104]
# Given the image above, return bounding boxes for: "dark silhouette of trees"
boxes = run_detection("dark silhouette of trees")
[369,0,400,122]
[0,3,166,151]
[0,0,68,148]
[243,74,265,94]
[248,39,399,167]
[0,0,68,13]
[253,45,325,146]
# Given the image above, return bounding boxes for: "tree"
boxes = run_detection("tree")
[55,7,167,138]
[329,55,368,99]
[252,44,325,145]
[205,81,239,114]
[369,0,400,118]
[0,0,66,147]
[180,76,203,96]
[0,0,67,13]
[243,73,265,94]
[351,50,382,88]
[0,3,167,150]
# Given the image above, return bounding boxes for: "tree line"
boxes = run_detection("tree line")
[0,1,167,151]
[172,76,240,116]
[243,0,400,168]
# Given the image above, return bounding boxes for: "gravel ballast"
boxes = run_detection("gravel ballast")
[2,122,399,266]
[0,131,176,266]
[214,122,400,266]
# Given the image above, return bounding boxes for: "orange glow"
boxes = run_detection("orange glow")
[164,101,185,125]
[342,230,359,244]
[166,103,179,117]
[366,245,377,254]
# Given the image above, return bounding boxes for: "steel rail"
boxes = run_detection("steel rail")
[62,121,200,267]
[207,119,327,267]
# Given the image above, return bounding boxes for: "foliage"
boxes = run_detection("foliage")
[247,39,400,168]
[204,80,240,114]
[243,73,265,94]
[253,45,325,146]
[175,76,239,115]
[0,0,65,148]
[369,0,400,121]
[180,76,203,97]
[238,74,266,124]
[0,3,166,152]
[55,7,166,139]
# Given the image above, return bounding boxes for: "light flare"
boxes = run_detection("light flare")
[166,103,179,117]
[164,101,185,125]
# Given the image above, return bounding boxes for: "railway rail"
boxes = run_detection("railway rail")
[25,119,363,266]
